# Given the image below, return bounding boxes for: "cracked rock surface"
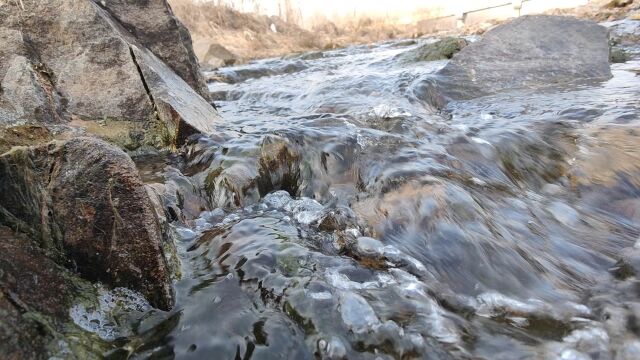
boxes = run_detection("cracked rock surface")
[0,0,221,146]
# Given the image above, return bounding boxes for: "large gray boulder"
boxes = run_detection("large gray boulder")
[0,138,174,310]
[420,16,612,109]
[0,0,220,146]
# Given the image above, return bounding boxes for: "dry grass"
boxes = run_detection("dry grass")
[168,0,419,61]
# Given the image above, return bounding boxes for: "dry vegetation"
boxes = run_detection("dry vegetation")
[168,0,419,64]
[169,0,321,61]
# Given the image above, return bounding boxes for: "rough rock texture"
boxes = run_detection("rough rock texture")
[421,16,612,109]
[94,0,210,99]
[0,138,173,310]
[0,27,65,125]
[0,0,220,146]
[0,226,76,359]
[398,37,468,62]
[132,45,217,144]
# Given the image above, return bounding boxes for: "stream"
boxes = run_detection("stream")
[79,21,640,360]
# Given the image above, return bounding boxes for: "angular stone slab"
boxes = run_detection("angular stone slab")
[132,45,220,145]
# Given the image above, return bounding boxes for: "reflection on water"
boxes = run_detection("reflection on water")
[91,22,640,359]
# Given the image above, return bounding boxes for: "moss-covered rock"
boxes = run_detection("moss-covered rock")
[0,138,174,310]
[610,47,629,63]
[201,135,301,210]
[0,226,110,359]
[0,125,53,155]
[398,37,468,62]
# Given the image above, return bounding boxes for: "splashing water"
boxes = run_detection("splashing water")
[90,21,640,359]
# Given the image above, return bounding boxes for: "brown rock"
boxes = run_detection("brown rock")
[0,227,74,359]
[0,138,173,309]
[131,45,218,145]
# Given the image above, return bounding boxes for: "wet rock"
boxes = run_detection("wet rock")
[285,198,324,225]
[494,124,576,190]
[398,37,468,62]
[201,43,239,70]
[317,207,358,232]
[145,183,182,279]
[263,190,294,209]
[326,337,348,359]
[611,47,629,63]
[354,237,385,258]
[203,136,301,210]
[0,138,173,309]
[611,248,640,279]
[165,166,209,221]
[616,340,640,360]
[420,16,612,108]
[338,292,381,333]
[0,226,109,359]
[0,0,220,147]
[96,0,210,99]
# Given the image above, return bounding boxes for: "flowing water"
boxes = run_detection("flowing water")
[84,21,640,360]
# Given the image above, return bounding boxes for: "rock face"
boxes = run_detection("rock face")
[94,0,210,99]
[0,138,173,310]
[0,226,77,359]
[421,16,612,109]
[0,0,220,146]
[0,27,65,125]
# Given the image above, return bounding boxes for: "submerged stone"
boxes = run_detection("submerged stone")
[339,292,381,333]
